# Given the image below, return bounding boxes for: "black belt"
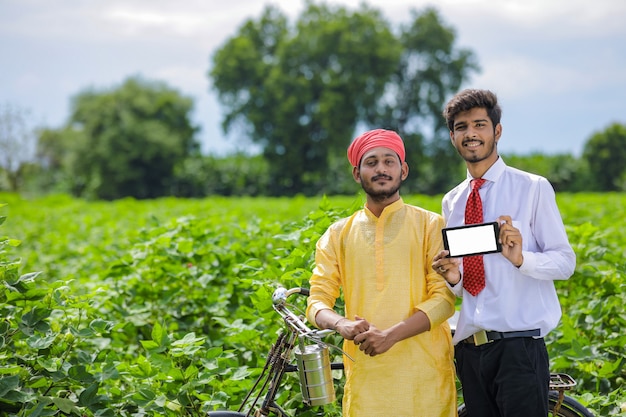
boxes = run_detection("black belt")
[462,329,540,346]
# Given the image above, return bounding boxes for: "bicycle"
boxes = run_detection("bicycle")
[209,286,594,417]
[209,286,345,417]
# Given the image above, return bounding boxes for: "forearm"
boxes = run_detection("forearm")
[315,309,370,340]
[385,310,430,344]
[314,308,345,330]
[354,310,432,356]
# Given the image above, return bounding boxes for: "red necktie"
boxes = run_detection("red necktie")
[463,178,487,296]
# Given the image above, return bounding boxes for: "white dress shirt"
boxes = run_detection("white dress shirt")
[443,157,576,344]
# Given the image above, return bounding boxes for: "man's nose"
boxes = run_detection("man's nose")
[465,127,478,138]
[375,163,387,173]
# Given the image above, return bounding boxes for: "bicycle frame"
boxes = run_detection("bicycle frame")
[210,287,341,417]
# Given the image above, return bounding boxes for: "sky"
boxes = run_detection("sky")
[2,0,625,158]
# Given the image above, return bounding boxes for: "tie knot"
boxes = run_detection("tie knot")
[471,178,486,190]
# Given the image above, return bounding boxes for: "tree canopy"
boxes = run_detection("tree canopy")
[37,77,200,200]
[210,2,478,196]
[582,122,626,191]
[0,103,36,191]
[367,7,478,193]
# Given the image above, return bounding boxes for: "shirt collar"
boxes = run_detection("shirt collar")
[465,156,506,184]
[364,197,404,219]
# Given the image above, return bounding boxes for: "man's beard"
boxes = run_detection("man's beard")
[361,175,402,202]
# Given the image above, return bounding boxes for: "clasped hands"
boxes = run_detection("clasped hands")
[336,316,393,357]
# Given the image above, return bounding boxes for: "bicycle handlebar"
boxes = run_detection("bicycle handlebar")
[272,286,309,306]
[272,287,317,337]
[271,286,341,345]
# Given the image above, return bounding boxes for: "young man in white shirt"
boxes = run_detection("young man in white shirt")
[432,89,576,417]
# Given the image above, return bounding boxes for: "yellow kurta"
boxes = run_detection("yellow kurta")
[306,198,457,417]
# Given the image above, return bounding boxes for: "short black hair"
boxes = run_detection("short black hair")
[442,89,502,131]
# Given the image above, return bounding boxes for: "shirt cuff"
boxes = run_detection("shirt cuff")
[447,277,464,296]
[517,250,535,273]
[306,301,332,327]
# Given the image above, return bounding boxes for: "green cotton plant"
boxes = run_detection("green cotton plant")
[201,196,354,417]
[0,218,101,414]
[0,193,356,416]
[2,192,625,415]
[548,195,626,416]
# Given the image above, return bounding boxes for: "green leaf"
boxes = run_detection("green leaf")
[68,365,95,383]
[0,375,19,396]
[26,333,57,349]
[129,387,156,405]
[78,383,100,407]
[176,239,193,254]
[52,396,80,414]
[140,340,159,350]
[89,319,114,334]
[151,321,170,349]
[230,367,251,381]
[21,306,52,327]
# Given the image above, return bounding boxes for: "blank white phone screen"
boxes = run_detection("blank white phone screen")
[446,224,498,257]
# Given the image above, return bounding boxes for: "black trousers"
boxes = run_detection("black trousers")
[455,337,550,417]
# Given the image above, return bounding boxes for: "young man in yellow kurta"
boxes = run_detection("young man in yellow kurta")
[306,129,457,417]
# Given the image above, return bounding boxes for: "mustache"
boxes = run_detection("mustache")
[462,138,483,145]
[372,174,393,181]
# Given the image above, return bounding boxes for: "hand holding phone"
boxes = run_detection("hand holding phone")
[442,222,502,258]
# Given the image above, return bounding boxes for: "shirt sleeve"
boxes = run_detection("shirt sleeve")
[518,178,576,281]
[306,226,342,327]
[415,214,456,327]
[446,276,464,296]
[442,192,464,297]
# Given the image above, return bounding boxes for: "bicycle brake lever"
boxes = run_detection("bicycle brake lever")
[272,287,288,306]
[313,329,335,337]
[303,329,356,363]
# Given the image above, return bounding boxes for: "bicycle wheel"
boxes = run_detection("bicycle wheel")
[456,393,594,417]
[548,391,594,417]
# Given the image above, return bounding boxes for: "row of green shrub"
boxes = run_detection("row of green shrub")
[0,193,624,415]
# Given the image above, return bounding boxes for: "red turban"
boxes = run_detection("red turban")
[347,129,405,167]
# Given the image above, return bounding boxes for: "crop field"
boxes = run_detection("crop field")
[0,192,624,416]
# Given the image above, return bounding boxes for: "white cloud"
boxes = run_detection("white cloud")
[1,0,624,156]
[153,65,209,94]
[470,54,604,99]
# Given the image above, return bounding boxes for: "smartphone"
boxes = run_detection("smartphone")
[442,222,502,257]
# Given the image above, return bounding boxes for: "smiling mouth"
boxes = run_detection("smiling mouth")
[372,175,392,182]
[463,140,482,149]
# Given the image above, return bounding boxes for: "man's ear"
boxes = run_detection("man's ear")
[495,123,502,143]
[352,166,361,183]
[401,161,409,181]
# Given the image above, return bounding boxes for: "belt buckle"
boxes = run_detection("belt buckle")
[472,330,492,346]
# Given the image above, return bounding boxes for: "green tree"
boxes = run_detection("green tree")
[63,77,199,200]
[34,127,88,194]
[368,7,478,194]
[0,103,36,191]
[582,122,626,191]
[503,153,592,192]
[172,153,270,197]
[210,2,402,195]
